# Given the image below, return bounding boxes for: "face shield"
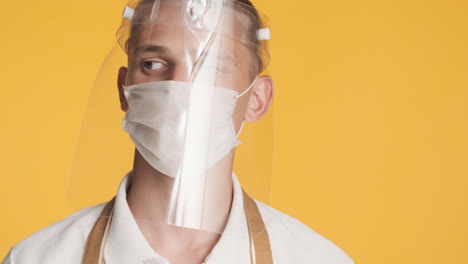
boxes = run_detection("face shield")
[67,0,273,238]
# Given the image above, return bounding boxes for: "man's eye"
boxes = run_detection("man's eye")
[143,61,166,70]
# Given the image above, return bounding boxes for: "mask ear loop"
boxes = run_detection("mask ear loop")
[235,76,259,138]
[122,79,130,99]
[236,121,246,138]
[236,76,259,99]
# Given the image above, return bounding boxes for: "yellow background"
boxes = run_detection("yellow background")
[1,0,467,263]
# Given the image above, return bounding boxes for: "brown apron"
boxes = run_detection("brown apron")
[82,190,273,264]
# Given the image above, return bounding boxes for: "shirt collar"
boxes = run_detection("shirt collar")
[104,171,250,264]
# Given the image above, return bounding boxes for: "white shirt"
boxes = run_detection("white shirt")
[2,172,353,264]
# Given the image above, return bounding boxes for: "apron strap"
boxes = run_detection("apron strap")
[242,190,273,264]
[83,193,272,264]
[82,197,115,264]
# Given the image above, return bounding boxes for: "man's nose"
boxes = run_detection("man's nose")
[169,63,191,82]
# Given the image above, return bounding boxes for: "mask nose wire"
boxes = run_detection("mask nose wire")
[123,77,258,138]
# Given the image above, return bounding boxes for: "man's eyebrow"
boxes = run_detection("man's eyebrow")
[132,44,238,66]
[221,54,235,62]
[133,44,169,56]
[219,53,239,66]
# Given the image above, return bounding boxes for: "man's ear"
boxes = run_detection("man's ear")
[245,75,274,122]
[117,67,128,112]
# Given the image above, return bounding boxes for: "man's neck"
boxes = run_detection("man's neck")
[126,150,234,264]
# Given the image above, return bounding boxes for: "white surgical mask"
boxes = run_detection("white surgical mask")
[122,78,257,178]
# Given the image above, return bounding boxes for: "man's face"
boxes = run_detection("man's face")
[124,5,258,131]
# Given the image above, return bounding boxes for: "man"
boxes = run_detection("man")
[3,0,353,263]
